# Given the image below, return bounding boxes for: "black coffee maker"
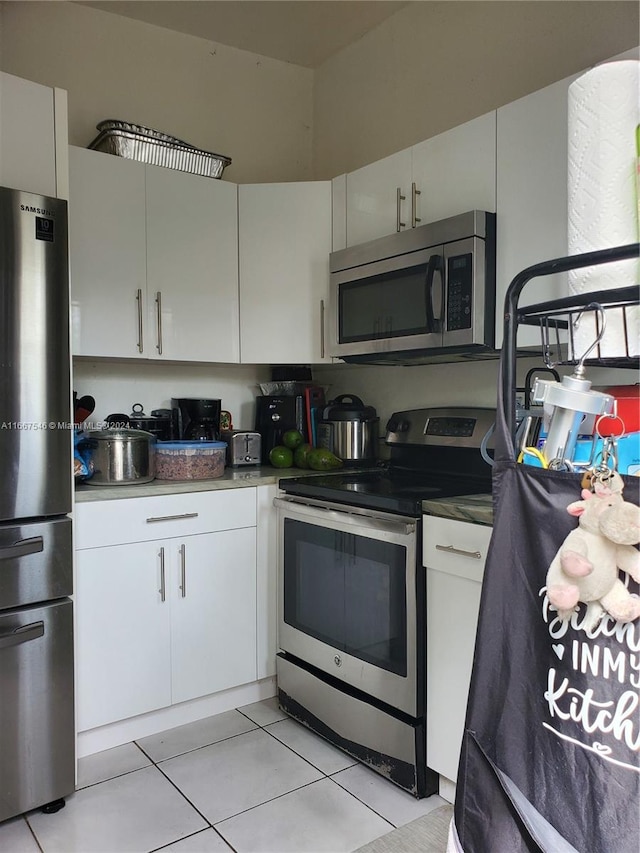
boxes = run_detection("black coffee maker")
[172,398,221,441]
[255,395,306,464]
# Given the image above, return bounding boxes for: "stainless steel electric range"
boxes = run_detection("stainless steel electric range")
[275,407,495,798]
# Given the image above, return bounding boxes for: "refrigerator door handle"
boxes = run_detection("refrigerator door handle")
[0,536,44,561]
[0,621,45,650]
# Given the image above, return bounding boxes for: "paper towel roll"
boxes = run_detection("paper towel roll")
[568,60,640,358]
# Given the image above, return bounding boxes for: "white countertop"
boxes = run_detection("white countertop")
[74,465,298,502]
[422,493,493,526]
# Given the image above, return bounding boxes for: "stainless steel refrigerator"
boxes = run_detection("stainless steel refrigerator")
[0,186,75,821]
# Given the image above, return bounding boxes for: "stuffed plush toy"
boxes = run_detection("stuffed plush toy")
[546,478,640,623]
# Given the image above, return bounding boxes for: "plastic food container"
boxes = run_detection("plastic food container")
[155,441,226,480]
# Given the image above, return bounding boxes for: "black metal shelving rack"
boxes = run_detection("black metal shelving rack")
[501,242,640,443]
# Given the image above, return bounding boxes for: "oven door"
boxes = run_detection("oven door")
[275,495,419,717]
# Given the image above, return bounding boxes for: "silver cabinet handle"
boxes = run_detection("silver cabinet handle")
[396,187,406,231]
[435,544,482,560]
[146,512,199,524]
[0,536,44,561]
[411,182,421,228]
[0,621,44,650]
[159,546,166,602]
[136,288,144,353]
[179,543,186,598]
[320,299,326,359]
[155,291,163,354]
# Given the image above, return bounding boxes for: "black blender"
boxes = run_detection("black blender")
[172,398,222,441]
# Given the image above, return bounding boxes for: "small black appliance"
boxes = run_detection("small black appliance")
[255,395,306,465]
[128,403,173,441]
[172,398,222,441]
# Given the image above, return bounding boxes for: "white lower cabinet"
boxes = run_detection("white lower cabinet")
[170,528,257,705]
[424,516,492,784]
[75,489,258,732]
[76,540,172,730]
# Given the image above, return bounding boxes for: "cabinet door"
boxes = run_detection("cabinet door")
[495,75,578,348]
[411,112,496,226]
[69,146,147,358]
[170,528,257,704]
[238,182,332,364]
[75,541,172,731]
[424,517,492,783]
[345,149,412,246]
[145,167,240,363]
[0,72,56,197]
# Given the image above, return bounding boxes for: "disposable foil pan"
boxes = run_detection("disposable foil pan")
[88,120,231,179]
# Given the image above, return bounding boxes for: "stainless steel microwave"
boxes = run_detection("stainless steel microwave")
[328,210,496,364]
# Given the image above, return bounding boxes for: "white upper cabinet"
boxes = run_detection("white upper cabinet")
[411,112,496,225]
[331,174,347,251]
[0,72,69,199]
[345,149,412,247]
[238,181,332,364]
[69,146,240,362]
[344,112,496,248]
[69,146,147,359]
[145,165,239,363]
[495,74,579,348]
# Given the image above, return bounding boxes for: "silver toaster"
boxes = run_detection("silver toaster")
[221,430,262,467]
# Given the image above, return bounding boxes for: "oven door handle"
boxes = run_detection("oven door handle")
[274,496,417,536]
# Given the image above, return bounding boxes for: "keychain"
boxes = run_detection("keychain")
[581,435,624,494]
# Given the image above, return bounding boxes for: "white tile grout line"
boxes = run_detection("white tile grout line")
[37,705,415,852]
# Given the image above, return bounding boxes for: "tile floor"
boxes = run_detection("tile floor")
[0,698,448,853]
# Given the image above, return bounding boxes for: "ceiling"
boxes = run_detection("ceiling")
[78,1,412,68]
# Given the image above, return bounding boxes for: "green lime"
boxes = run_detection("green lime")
[293,443,313,468]
[282,429,304,450]
[269,445,294,468]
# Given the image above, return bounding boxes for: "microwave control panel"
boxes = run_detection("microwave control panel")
[446,253,473,331]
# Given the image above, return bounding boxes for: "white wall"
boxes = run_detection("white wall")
[314,358,637,450]
[2,1,636,183]
[72,360,271,431]
[0,1,314,184]
[313,1,639,178]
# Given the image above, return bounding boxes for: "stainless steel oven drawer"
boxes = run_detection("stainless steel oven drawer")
[277,654,436,797]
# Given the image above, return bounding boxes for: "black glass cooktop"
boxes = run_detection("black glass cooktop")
[279,468,490,517]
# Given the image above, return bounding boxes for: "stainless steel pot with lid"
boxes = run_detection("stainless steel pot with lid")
[317,394,379,465]
[79,428,157,485]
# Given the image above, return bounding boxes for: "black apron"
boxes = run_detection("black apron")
[453,362,640,853]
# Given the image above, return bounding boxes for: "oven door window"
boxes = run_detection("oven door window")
[283,518,407,677]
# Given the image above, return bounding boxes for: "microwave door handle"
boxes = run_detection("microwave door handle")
[425,254,444,333]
